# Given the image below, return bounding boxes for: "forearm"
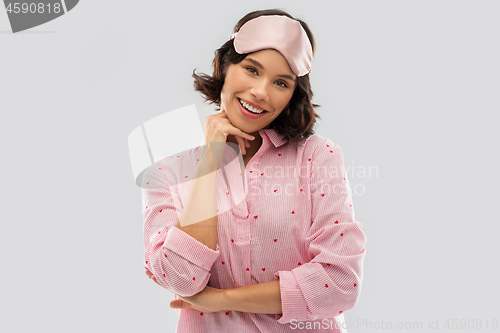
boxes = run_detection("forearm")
[223,280,282,314]
[173,153,218,251]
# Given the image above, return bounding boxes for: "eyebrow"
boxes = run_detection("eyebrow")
[245,57,296,82]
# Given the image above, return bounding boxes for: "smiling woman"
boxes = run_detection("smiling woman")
[221,50,295,130]
[142,8,367,333]
[193,9,321,150]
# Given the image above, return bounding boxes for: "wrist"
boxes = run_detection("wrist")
[220,287,237,312]
[201,150,219,170]
[195,155,216,177]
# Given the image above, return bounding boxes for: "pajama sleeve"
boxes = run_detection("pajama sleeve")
[273,139,367,324]
[142,156,220,297]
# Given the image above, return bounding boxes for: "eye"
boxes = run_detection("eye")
[246,67,258,75]
[275,80,288,88]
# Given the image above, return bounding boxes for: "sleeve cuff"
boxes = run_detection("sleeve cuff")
[273,270,308,324]
[163,226,220,269]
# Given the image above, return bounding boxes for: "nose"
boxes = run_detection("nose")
[250,79,269,102]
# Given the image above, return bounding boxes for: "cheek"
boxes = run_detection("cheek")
[220,86,228,102]
[220,82,232,105]
[229,66,251,86]
[221,72,240,98]
[276,94,293,110]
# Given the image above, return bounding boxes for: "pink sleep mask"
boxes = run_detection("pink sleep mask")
[228,15,313,77]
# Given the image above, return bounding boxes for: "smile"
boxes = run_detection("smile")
[237,98,268,119]
[239,98,266,114]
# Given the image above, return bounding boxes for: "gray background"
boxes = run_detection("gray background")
[1,1,499,332]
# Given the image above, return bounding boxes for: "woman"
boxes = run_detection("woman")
[142,9,367,333]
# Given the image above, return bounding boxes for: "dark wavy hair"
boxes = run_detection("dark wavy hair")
[192,9,321,148]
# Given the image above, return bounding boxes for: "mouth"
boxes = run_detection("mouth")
[238,98,268,114]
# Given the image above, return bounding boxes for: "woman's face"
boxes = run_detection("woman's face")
[220,49,296,134]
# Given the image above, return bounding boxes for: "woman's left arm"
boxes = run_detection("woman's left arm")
[268,139,367,324]
[146,268,282,314]
[222,280,282,314]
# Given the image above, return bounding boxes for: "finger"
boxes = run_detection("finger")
[170,299,189,309]
[245,139,250,148]
[239,130,255,141]
[235,135,246,155]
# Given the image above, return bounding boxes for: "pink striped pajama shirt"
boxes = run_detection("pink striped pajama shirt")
[142,128,367,333]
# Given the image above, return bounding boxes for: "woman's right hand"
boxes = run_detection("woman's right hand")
[202,108,255,170]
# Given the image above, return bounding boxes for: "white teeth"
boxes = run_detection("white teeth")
[239,99,264,114]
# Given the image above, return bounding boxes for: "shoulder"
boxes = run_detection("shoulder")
[301,133,343,157]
